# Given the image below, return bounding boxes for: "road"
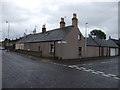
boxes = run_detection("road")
[0,50,2,89]
[2,50,119,88]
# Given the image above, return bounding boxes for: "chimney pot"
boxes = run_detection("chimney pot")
[72,13,78,27]
[60,17,65,28]
[73,13,77,18]
[42,24,46,33]
[33,27,36,34]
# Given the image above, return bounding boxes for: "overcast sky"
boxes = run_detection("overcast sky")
[1,0,119,41]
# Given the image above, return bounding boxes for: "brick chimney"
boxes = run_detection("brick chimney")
[72,13,78,27]
[42,25,46,33]
[60,17,65,28]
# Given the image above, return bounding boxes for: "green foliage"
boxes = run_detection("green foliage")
[117,42,120,47]
[90,29,106,39]
[2,37,22,49]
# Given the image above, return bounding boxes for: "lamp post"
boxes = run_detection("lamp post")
[84,22,88,58]
[6,21,10,51]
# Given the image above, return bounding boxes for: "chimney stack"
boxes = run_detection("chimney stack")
[33,26,36,34]
[109,36,111,40]
[42,24,46,33]
[72,13,78,27]
[60,17,65,28]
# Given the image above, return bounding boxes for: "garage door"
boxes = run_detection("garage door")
[110,48,116,56]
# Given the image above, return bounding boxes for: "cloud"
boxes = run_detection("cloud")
[1,1,118,41]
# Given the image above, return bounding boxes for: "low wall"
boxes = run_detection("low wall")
[15,49,42,57]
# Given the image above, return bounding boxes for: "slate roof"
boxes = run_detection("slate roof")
[16,26,73,44]
[87,38,118,47]
[92,38,118,47]
[87,38,98,46]
[110,39,120,44]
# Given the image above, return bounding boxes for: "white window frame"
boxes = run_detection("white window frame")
[78,34,81,40]
[57,41,67,44]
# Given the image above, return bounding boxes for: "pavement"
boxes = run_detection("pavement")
[2,50,119,88]
[0,50,2,89]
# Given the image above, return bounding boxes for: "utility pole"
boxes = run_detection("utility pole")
[6,21,10,51]
[84,23,88,58]
[25,29,27,35]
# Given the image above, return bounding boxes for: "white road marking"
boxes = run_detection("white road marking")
[62,64,67,67]
[69,66,119,80]
[68,65,74,68]
[72,65,78,68]
[108,74,117,77]
[102,73,111,77]
[51,62,119,80]
[113,77,120,80]
[91,71,99,74]
[87,69,94,72]
[79,67,86,70]
[75,67,82,70]
[83,69,92,72]
[96,71,104,74]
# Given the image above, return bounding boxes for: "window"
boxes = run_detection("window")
[78,34,81,40]
[38,46,41,51]
[61,41,67,43]
[78,47,82,56]
[58,41,67,44]
[58,41,62,43]
[50,44,54,53]
[38,46,42,54]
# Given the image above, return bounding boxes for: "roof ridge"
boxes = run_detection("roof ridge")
[35,25,73,35]
[16,25,73,43]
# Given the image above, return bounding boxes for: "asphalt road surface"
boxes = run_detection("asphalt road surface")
[2,50,119,88]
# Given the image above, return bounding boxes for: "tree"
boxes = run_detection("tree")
[90,29,106,39]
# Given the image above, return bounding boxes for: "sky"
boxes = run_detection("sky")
[1,0,119,41]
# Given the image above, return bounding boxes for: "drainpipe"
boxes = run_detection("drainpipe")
[54,41,56,58]
[84,23,88,58]
[109,47,110,56]
[99,46,100,57]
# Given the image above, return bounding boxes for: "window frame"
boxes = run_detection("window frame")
[78,34,81,40]
[78,47,82,56]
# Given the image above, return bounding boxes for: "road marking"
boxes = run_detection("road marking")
[62,64,67,67]
[51,62,119,80]
[68,66,119,80]
[83,69,92,72]
[102,73,111,77]
[107,74,117,77]
[75,67,82,70]
[113,77,120,80]
[87,69,94,72]
[72,65,78,68]
[79,67,86,70]
[68,65,74,68]
[96,71,104,74]
[91,71,99,74]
